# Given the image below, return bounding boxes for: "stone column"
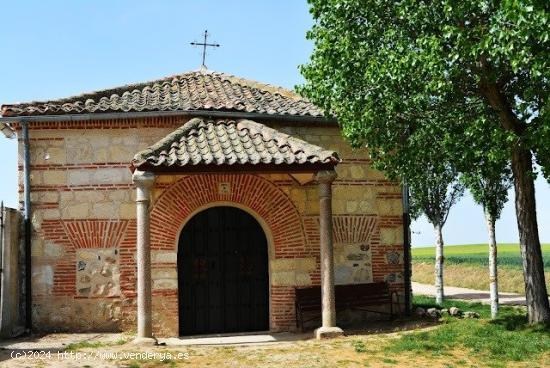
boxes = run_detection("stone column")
[314,170,343,339]
[132,170,156,345]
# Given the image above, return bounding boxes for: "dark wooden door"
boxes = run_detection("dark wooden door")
[178,206,269,335]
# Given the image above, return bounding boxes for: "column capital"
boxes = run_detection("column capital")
[132,170,156,188]
[315,170,337,184]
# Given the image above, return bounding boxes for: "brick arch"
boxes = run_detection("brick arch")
[150,174,306,257]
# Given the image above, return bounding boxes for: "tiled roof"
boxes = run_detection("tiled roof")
[132,118,339,170]
[1,69,324,118]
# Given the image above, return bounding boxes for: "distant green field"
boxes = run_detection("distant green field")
[412,243,550,269]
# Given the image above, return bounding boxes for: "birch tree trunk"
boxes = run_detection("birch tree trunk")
[485,212,499,319]
[434,224,444,305]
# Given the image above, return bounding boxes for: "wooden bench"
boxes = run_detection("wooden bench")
[295,282,398,331]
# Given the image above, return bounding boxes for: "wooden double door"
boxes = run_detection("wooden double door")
[178,206,269,335]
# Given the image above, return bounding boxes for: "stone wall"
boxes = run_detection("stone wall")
[0,206,24,337]
[20,117,405,335]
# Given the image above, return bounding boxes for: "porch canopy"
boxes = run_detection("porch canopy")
[131,117,339,174]
[130,117,344,342]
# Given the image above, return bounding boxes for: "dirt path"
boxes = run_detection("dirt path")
[0,321,446,368]
[412,281,527,305]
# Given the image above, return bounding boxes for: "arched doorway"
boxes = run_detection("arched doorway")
[178,206,269,335]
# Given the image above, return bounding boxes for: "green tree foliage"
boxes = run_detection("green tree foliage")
[461,131,512,319]
[408,156,464,305]
[461,159,512,223]
[300,0,550,322]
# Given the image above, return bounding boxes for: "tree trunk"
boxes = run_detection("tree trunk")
[485,212,498,319]
[434,224,444,305]
[511,144,550,324]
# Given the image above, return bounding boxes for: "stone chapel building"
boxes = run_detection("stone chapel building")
[0,69,409,340]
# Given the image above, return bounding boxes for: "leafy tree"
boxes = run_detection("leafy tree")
[409,161,464,305]
[387,116,465,306]
[461,151,512,319]
[300,0,550,323]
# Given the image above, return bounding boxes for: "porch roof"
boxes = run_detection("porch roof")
[131,118,340,173]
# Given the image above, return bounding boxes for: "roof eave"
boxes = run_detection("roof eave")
[0,109,338,125]
[130,161,338,174]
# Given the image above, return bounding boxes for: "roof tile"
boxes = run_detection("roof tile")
[132,118,339,170]
[1,70,324,118]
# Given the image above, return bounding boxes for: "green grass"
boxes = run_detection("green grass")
[64,337,128,352]
[412,243,550,269]
[385,296,550,366]
[65,340,109,351]
[351,339,369,353]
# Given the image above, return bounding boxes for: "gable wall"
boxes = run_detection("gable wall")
[19,116,405,335]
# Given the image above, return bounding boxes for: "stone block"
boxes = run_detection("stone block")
[31,236,44,257]
[335,165,351,179]
[295,272,312,286]
[119,203,135,219]
[29,172,43,185]
[43,241,64,258]
[32,264,54,295]
[358,199,377,213]
[92,168,131,185]
[377,199,403,216]
[45,147,66,164]
[108,145,135,162]
[346,201,359,213]
[380,228,403,245]
[349,165,366,179]
[94,148,109,163]
[75,191,106,202]
[31,191,60,203]
[305,200,320,215]
[67,170,91,186]
[90,202,118,218]
[32,296,122,332]
[335,265,353,284]
[62,203,90,219]
[334,243,373,285]
[31,211,43,230]
[108,190,131,202]
[66,137,93,164]
[152,251,177,263]
[289,188,307,203]
[60,191,75,202]
[153,279,178,290]
[76,248,120,297]
[332,199,346,214]
[271,271,312,286]
[152,268,178,290]
[270,258,316,272]
[77,249,98,262]
[152,268,177,280]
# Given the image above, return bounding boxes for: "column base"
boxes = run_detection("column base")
[314,326,344,339]
[132,337,157,346]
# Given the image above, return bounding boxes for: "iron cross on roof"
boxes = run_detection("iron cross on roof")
[190,30,220,69]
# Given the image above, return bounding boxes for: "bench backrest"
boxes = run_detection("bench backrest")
[336,282,389,300]
[295,286,322,307]
[295,282,390,307]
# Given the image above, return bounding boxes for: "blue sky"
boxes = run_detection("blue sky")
[0,1,548,246]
